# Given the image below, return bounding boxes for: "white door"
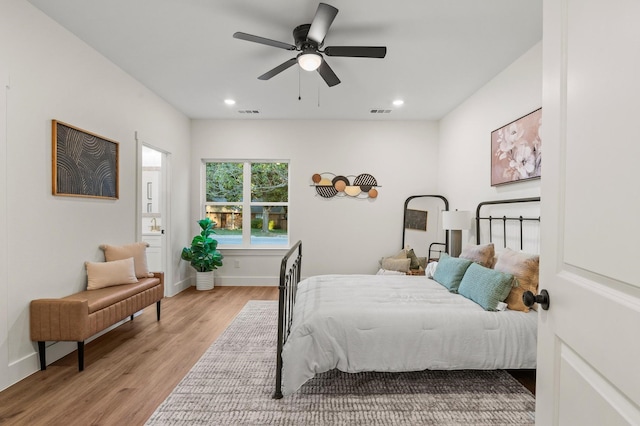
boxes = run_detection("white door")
[537,0,640,424]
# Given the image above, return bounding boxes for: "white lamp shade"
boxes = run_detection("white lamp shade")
[442,210,471,230]
[298,52,322,71]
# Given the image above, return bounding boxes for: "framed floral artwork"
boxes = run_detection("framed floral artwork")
[491,108,542,186]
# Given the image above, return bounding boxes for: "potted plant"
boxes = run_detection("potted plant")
[181,218,224,290]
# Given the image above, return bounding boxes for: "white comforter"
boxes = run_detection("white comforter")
[281,274,537,396]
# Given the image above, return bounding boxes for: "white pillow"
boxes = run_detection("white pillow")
[86,257,139,290]
[425,261,438,278]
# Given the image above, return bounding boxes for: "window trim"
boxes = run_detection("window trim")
[202,159,290,249]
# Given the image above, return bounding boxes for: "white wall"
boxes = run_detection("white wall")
[437,42,542,245]
[0,0,192,391]
[190,120,439,282]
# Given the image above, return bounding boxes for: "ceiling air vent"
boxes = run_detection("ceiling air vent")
[238,110,260,114]
[370,109,392,114]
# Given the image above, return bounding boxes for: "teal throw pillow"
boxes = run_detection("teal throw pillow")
[458,263,515,311]
[432,254,473,293]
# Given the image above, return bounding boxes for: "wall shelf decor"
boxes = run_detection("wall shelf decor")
[52,120,119,199]
[491,108,542,186]
[311,172,379,199]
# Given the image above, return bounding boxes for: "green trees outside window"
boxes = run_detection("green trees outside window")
[204,161,289,247]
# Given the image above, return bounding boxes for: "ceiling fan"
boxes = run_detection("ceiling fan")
[233,3,387,87]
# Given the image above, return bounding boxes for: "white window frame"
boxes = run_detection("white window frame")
[202,159,290,249]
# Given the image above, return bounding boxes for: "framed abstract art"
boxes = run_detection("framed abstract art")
[52,120,119,199]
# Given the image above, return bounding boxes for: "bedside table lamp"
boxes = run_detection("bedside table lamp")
[442,210,471,257]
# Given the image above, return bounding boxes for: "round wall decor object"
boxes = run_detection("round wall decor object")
[353,173,377,192]
[344,186,362,197]
[316,185,338,198]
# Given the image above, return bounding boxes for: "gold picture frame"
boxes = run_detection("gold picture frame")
[52,120,119,199]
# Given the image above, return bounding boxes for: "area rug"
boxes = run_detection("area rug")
[146,300,535,425]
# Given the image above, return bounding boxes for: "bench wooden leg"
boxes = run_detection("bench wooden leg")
[78,341,84,372]
[156,300,161,321]
[38,341,46,371]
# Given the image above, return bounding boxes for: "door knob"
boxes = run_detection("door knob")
[523,289,550,311]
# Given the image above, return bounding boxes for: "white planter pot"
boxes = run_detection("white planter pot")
[196,270,214,291]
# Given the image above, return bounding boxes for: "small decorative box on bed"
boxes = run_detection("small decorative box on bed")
[274,197,541,399]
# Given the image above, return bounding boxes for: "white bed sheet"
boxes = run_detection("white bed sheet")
[281,274,537,396]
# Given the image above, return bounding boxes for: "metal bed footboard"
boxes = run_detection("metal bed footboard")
[273,240,302,399]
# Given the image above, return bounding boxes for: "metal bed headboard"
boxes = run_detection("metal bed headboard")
[475,197,541,250]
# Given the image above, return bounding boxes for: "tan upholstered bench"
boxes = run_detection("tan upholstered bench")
[30,272,163,371]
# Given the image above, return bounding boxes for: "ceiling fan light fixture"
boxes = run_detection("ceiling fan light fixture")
[297,52,322,71]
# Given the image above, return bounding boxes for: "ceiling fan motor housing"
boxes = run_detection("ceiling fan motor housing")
[293,24,320,50]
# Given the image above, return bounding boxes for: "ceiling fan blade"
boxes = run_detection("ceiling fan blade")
[258,58,298,80]
[324,46,387,58]
[317,59,341,87]
[307,3,338,44]
[233,32,296,50]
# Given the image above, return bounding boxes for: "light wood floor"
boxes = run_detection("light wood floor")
[0,286,278,426]
[0,286,535,425]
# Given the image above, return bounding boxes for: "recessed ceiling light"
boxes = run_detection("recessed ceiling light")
[224,99,236,105]
[393,99,404,106]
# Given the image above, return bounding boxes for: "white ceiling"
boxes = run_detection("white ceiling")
[27,0,542,120]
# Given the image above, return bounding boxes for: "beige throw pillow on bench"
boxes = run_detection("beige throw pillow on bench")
[86,257,138,290]
[100,242,154,279]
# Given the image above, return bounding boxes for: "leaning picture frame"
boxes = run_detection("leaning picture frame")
[52,120,119,199]
[490,108,542,186]
[404,209,428,231]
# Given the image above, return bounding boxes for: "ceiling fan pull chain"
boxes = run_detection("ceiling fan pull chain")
[298,67,302,101]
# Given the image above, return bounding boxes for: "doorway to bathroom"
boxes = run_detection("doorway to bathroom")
[140,144,168,278]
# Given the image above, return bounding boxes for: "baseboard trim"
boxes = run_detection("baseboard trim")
[3,351,39,392]
[215,276,278,286]
[2,315,133,391]
[168,277,192,297]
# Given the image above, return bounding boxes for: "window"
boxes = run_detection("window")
[204,161,289,247]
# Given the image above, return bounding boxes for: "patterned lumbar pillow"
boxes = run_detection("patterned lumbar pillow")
[494,248,540,312]
[100,242,154,278]
[460,243,496,268]
[432,253,473,293]
[457,262,515,311]
[381,257,411,273]
[86,257,138,290]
